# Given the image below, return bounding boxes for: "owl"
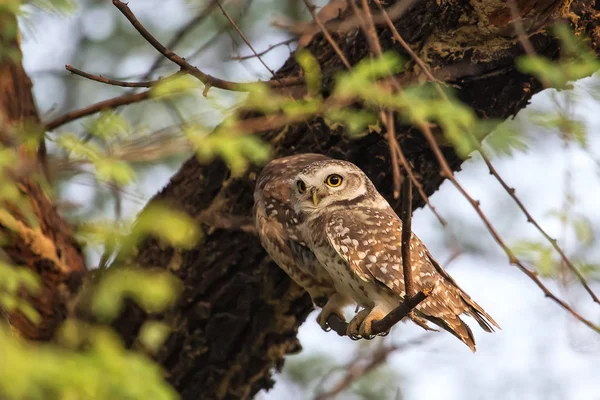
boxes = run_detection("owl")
[289,158,500,351]
[254,154,342,329]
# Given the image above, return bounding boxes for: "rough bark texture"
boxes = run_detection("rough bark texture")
[1,0,599,399]
[0,13,86,340]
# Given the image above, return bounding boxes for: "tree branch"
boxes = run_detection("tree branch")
[65,64,175,88]
[112,0,303,93]
[45,90,151,131]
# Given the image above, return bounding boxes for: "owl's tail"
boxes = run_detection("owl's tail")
[418,312,477,352]
[415,284,501,352]
[418,250,501,351]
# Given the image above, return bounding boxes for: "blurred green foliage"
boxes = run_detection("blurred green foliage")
[0,262,40,324]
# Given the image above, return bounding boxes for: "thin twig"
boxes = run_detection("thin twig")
[45,90,151,131]
[315,335,430,400]
[373,0,445,94]
[382,112,447,225]
[314,344,393,400]
[112,0,302,93]
[508,0,536,56]
[400,178,414,298]
[66,64,176,88]
[383,110,402,199]
[303,0,351,70]
[359,0,383,56]
[142,1,220,80]
[230,38,296,61]
[216,0,280,82]
[394,137,447,225]
[481,152,599,304]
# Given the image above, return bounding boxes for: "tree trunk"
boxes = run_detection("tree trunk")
[0,13,86,340]
[1,1,599,400]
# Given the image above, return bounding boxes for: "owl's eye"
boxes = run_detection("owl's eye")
[297,180,306,193]
[326,174,343,187]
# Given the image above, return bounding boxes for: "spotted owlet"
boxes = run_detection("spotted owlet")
[289,157,500,351]
[254,154,339,325]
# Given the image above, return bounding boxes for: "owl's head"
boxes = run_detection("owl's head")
[290,159,385,215]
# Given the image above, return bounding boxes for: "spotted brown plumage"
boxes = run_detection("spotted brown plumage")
[290,157,500,351]
[253,154,343,327]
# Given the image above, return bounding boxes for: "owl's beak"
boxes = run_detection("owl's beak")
[311,189,319,207]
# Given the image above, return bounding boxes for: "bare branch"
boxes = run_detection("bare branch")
[314,335,430,400]
[400,179,414,298]
[230,38,296,61]
[216,0,279,81]
[143,1,220,80]
[45,90,151,131]
[303,0,351,70]
[65,64,176,88]
[112,0,303,93]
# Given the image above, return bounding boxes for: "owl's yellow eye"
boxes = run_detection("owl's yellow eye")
[297,180,306,193]
[326,174,343,187]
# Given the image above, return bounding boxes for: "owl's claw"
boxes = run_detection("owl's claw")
[356,306,389,339]
[316,310,344,332]
[316,293,350,332]
[346,308,371,338]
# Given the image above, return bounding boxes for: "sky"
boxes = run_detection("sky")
[18,1,600,399]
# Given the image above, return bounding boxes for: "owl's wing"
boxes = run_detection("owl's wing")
[325,207,499,349]
[324,207,410,294]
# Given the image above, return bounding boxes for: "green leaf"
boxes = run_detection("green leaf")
[512,240,556,277]
[95,159,136,186]
[573,216,594,246]
[326,109,378,137]
[482,120,529,156]
[91,268,181,322]
[138,321,171,353]
[334,51,404,99]
[151,74,201,98]
[84,112,131,141]
[133,203,201,249]
[186,125,271,176]
[0,263,40,324]
[295,49,322,97]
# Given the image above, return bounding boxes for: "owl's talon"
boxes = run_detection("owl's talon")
[317,310,344,332]
[316,293,350,332]
[357,306,389,338]
[346,308,371,339]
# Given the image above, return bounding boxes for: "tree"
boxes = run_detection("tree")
[1,0,599,399]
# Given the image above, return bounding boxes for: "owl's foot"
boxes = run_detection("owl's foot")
[346,308,371,339]
[316,293,349,332]
[357,306,389,339]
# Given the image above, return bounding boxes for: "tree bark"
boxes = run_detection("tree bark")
[1,1,599,400]
[0,13,86,340]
